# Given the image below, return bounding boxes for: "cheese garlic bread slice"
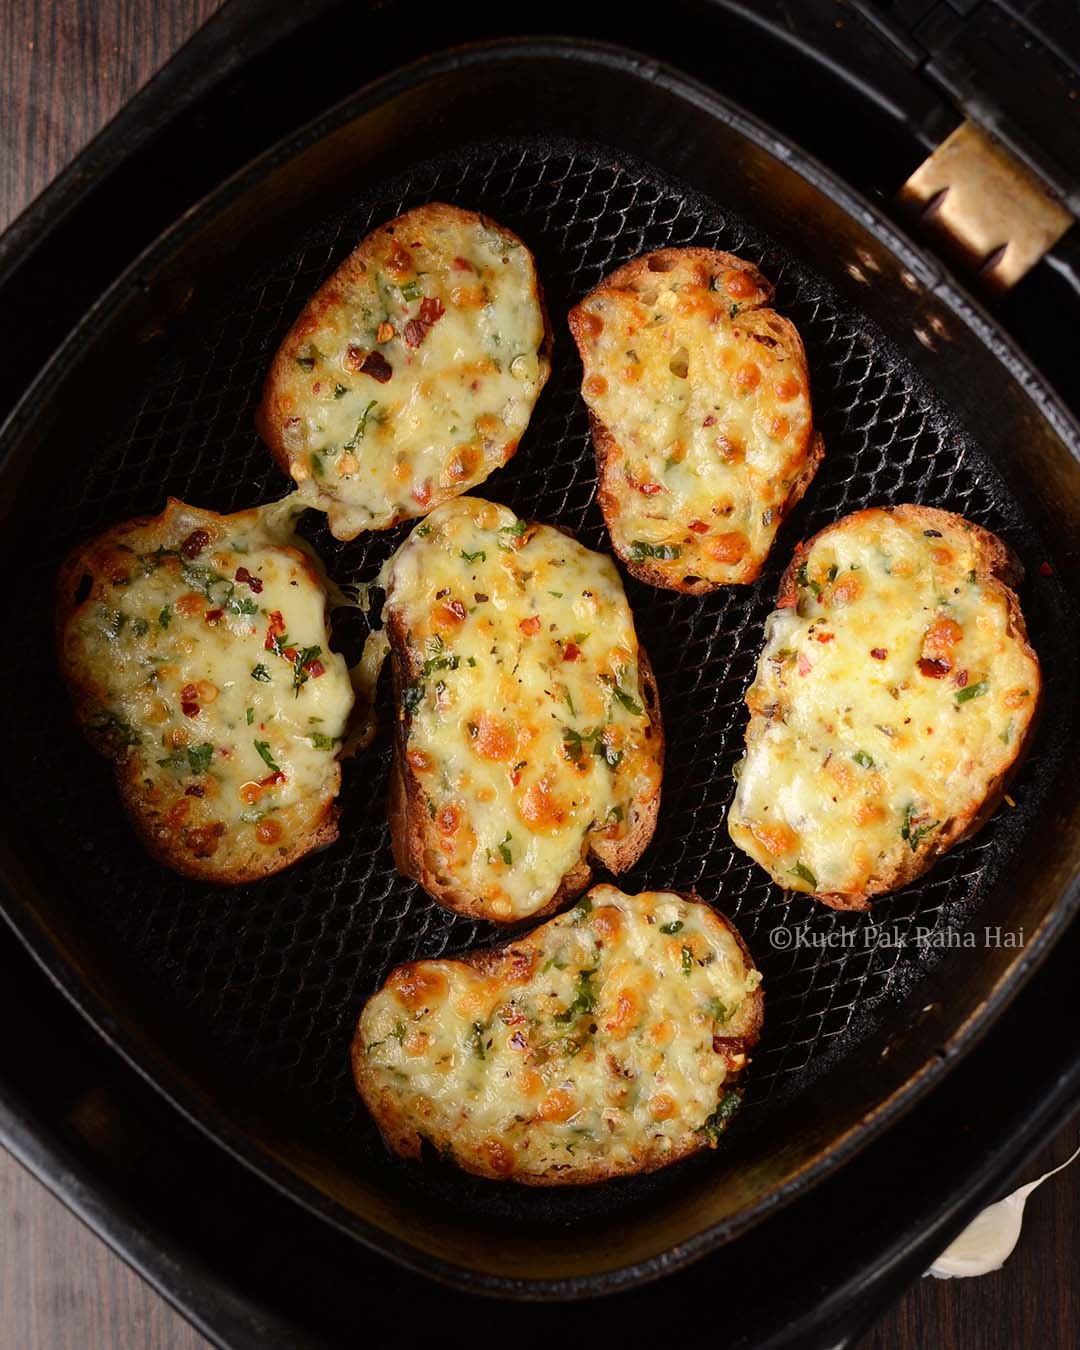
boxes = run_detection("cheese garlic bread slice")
[366,496,663,923]
[569,247,823,592]
[353,884,762,1185]
[58,499,354,883]
[728,505,1041,909]
[256,203,551,539]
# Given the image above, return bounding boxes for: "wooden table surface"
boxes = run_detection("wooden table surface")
[1,3,1078,1346]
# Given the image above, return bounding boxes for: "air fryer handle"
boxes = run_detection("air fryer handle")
[717,0,1080,211]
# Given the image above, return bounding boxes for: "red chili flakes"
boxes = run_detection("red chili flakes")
[688,520,710,534]
[870,648,888,660]
[259,771,286,787]
[204,608,224,624]
[360,350,393,382]
[180,528,210,559]
[815,632,835,643]
[917,657,950,679]
[955,669,969,688]
[235,566,263,593]
[703,415,717,428]
[453,255,472,271]
[797,652,812,676]
[562,642,581,662]
[184,785,205,798]
[519,616,541,636]
[306,659,325,679]
[264,611,286,651]
[345,345,364,372]
[637,481,663,496]
[448,599,467,622]
[508,1029,528,1051]
[180,682,200,718]
[403,298,446,349]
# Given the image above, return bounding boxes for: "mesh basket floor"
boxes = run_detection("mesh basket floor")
[25,136,1058,1216]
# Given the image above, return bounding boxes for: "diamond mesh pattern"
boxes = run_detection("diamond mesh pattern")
[20,139,1055,1174]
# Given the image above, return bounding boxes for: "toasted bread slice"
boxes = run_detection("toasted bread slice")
[568,248,822,592]
[256,203,552,540]
[727,504,1041,909]
[353,884,762,1184]
[363,496,664,923]
[57,498,354,883]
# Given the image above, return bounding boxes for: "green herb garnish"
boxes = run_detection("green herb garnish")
[572,895,593,924]
[555,968,598,1024]
[251,663,271,683]
[608,681,643,715]
[790,861,817,888]
[900,802,940,851]
[796,563,822,598]
[344,399,379,449]
[955,680,988,705]
[660,920,683,935]
[701,1090,742,1145]
[291,645,322,695]
[628,540,681,562]
[705,998,729,1024]
[254,740,280,773]
[157,742,214,775]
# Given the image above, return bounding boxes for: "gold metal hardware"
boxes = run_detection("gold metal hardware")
[899,121,1073,291]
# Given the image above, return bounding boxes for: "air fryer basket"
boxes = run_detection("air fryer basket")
[1,40,1078,1293]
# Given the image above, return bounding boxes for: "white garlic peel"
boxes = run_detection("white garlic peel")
[927,1141,1080,1279]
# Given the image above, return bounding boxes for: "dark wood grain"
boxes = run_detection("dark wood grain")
[0,1150,211,1350]
[858,1118,1080,1350]
[0,0,222,233]
[0,3,1077,1347]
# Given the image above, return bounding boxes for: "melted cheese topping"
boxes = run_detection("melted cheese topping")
[728,507,1040,900]
[571,254,815,586]
[370,497,662,921]
[60,499,353,879]
[263,205,548,539]
[355,885,762,1182]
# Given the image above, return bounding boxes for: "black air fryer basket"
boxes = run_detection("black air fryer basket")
[1,0,1078,1341]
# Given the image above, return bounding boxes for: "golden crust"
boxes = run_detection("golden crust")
[352,887,763,1185]
[771,504,1041,910]
[256,203,552,535]
[56,498,346,885]
[569,247,822,593]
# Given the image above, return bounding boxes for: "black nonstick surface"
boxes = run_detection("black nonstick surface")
[4,42,1077,1286]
